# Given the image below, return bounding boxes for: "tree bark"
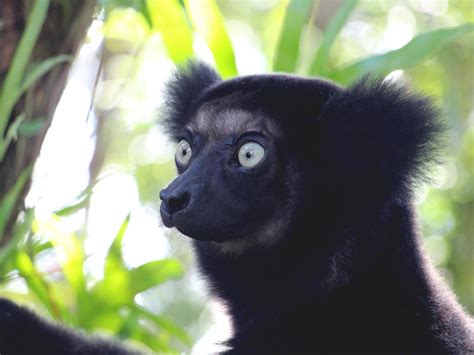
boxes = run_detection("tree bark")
[0,0,96,246]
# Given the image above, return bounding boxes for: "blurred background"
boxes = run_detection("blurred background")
[0,0,473,353]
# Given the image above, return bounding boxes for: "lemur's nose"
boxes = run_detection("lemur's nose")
[159,188,190,215]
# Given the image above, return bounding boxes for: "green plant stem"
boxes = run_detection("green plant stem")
[0,0,50,136]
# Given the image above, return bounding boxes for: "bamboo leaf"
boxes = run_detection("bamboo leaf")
[273,0,315,72]
[309,0,357,76]
[329,23,474,84]
[146,0,194,63]
[184,0,237,78]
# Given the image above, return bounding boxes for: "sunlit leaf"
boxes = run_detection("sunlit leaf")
[91,271,130,308]
[130,259,183,294]
[0,209,34,275]
[184,0,237,78]
[309,0,357,75]
[273,0,315,72]
[117,308,140,340]
[91,214,132,307]
[264,0,292,70]
[43,216,86,294]
[105,214,130,272]
[103,8,150,53]
[15,251,60,318]
[146,0,194,63]
[82,309,124,331]
[329,23,474,84]
[100,0,152,25]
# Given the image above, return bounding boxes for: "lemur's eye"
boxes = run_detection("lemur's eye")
[238,142,265,169]
[176,140,192,167]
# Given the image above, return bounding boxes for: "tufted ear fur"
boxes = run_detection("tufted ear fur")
[318,77,446,204]
[161,61,222,140]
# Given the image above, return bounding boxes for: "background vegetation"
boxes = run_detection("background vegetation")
[0,0,473,353]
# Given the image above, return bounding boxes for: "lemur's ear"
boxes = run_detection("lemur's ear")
[162,61,221,140]
[318,77,445,202]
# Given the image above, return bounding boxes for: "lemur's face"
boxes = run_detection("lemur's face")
[159,102,297,246]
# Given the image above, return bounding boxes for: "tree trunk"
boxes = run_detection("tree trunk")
[0,0,96,246]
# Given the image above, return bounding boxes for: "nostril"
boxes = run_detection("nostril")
[165,191,190,214]
[159,190,166,201]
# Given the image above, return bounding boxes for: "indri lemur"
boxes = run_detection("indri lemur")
[0,61,473,354]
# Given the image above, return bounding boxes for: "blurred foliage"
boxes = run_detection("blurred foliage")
[1,0,473,353]
[0,0,69,161]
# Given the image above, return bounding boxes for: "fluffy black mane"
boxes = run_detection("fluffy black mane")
[162,61,222,139]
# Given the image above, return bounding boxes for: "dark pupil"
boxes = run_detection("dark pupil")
[182,149,187,156]
[245,151,253,159]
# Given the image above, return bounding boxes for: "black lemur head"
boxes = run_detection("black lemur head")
[159,61,444,251]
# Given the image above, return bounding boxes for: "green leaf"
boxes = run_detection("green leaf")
[105,213,130,273]
[0,113,26,162]
[273,0,316,72]
[54,185,94,217]
[134,304,192,346]
[128,322,175,353]
[91,214,132,308]
[48,226,86,294]
[0,0,50,136]
[31,239,54,255]
[146,0,194,63]
[184,0,237,78]
[0,166,33,242]
[18,118,46,136]
[15,251,60,318]
[0,209,34,275]
[117,308,140,340]
[19,55,71,95]
[329,23,474,84]
[101,0,152,26]
[309,0,357,76]
[15,252,48,304]
[130,259,183,294]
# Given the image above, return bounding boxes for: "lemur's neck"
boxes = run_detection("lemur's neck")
[192,203,471,346]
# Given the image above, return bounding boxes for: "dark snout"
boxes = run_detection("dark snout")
[159,175,194,228]
[159,188,190,227]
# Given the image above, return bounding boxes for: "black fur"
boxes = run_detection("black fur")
[161,62,473,354]
[163,61,222,140]
[0,299,143,354]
